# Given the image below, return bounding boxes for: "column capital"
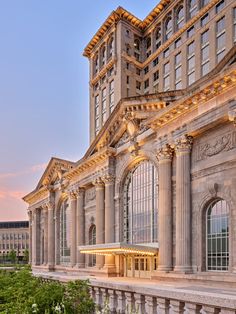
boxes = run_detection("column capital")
[76,187,85,197]
[175,135,193,154]
[42,201,54,211]
[68,190,77,200]
[93,177,104,188]
[102,174,115,185]
[157,143,174,162]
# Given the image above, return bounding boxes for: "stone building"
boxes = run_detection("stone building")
[23,0,236,312]
[0,221,29,262]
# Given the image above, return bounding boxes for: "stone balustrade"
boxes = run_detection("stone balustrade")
[90,283,236,314]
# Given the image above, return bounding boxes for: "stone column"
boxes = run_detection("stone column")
[42,207,48,265]
[77,188,85,268]
[47,202,55,270]
[157,144,173,272]
[103,174,116,271]
[174,135,193,273]
[94,178,105,269]
[28,210,33,264]
[69,191,77,267]
[33,209,40,266]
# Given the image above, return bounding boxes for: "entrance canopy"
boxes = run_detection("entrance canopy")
[79,242,158,256]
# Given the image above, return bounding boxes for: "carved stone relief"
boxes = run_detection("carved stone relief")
[85,187,96,203]
[194,130,236,162]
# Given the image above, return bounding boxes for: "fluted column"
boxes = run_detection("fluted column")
[47,202,55,270]
[77,188,85,268]
[103,174,116,270]
[157,144,173,272]
[69,191,77,267]
[33,209,40,265]
[94,177,105,269]
[28,210,33,264]
[174,135,193,273]
[42,206,48,265]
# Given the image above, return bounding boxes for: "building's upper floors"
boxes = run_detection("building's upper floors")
[86,0,236,141]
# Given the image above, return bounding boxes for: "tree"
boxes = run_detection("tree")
[8,250,17,263]
[23,249,29,263]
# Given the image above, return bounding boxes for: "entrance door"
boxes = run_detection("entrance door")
[125,256,152,278]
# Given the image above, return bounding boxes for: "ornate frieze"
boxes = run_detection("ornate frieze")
[85,187,96,202]
[195,130,236,162]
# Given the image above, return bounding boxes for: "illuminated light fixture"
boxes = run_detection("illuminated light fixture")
[78,242,158,256]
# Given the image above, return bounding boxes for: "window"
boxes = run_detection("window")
[136,81,141,91]
[164,48,170,58]
[108,36,114,59]
[234,8,236,43]
[176,6,184,30]
[165,17,173,41]
[175,37,182,48]
[108,67,114,77]
[136,68,141,76]
[101,45,106,67]
[201,0,209,7]
[146,37,152,58]
[60,200,70,265]
[95,95,100,135]
[155,26,161,49]
[187,26,195,38]
[94,54,99,75]
[101,75,106,85]
[187,41,195,85]
[126,44,131,55]
[144,79,149,89]
[163,62,170,91]
[216,0,225,14]
[189,0,198,18]
[109,80,114,112]
[175,52,182,89]
[153,70,159,82]
[201,29,210,76]
[216,16,226,63]
[126,76,129,85]
[102,88,106,125]
[126,62,129,70]
[134,38,140,51]
[88,225,96,267]
[206,199,229,271]
[201,13,209,27]
[144,66,149,74]
[123,161,158,244]
[153,57,159,67]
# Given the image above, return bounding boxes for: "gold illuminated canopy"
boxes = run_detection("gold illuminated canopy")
[79,242,158,256]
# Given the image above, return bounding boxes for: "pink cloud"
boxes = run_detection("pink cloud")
[0,163,47,180]
[0,189,26,200]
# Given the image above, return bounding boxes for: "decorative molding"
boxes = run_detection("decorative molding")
[191,160,236,180]
[175,135,193,154]
[103,174,115,185]
[157,143,174,161]
[93,177,104,188]
[85,188,96,202]
[195,130,236,162]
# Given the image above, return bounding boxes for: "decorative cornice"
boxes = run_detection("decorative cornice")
[157,144,174,162]
[175,135,193,154]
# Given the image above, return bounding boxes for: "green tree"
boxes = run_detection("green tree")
[8,250,17,263]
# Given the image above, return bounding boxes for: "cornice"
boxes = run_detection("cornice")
[147,67,236,131]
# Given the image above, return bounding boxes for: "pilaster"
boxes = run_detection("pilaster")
[69,190,77,267]
[47,201,55,270]
[76,187,85,268]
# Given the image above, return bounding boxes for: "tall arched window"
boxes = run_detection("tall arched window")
[108,37,114,59]
[101,45,106,67]
[94,54,99,75]
[176,6,184,30]
[123,160,158,244]
[206,199,229,271]
[165,16,173,41]
[88,224,96,267]
[155,26,161,49]
[189,0,198,18]
[60,199,70,265]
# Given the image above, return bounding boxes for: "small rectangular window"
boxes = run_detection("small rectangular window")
[216,0,225,13]
[136,68,141,75]
[144,79,149,89]
[153,57,159,67]
[201,13,209,27]
[175,37,182,48]
[163,48,170,58]
[144,66,149,74]
[136,81,141,90]
[187,26,195,38]
[153,71,159,82]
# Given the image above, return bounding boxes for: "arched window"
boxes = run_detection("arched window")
[123,160,158,244]
[176,6,184,30]
[101,45,106,67]
[189,0,198,18]
[155,26,161,49]
[108,37,114,59]
[94,54,99,75]
[146,37,152,58]
[206,199,229,271]
[89,224,96,267]
[165,16,173,41]
[60,199,70,265]
[134,38,140,51]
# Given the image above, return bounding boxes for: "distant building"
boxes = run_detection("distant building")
[0,221,29,262]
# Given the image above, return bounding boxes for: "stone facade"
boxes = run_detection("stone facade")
[23,0,236,290]
[0,221,29,262]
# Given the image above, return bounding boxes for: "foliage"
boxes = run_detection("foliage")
[0,268,95,314]
[23,249,29,263]
[7,250,17,264]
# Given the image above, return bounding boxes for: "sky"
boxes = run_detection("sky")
[0,0,159,221]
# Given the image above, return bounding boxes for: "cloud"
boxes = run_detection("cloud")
[0,189,26,200]
[0,163,47,180]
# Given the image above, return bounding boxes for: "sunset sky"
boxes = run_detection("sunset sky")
[0,0,158,221]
